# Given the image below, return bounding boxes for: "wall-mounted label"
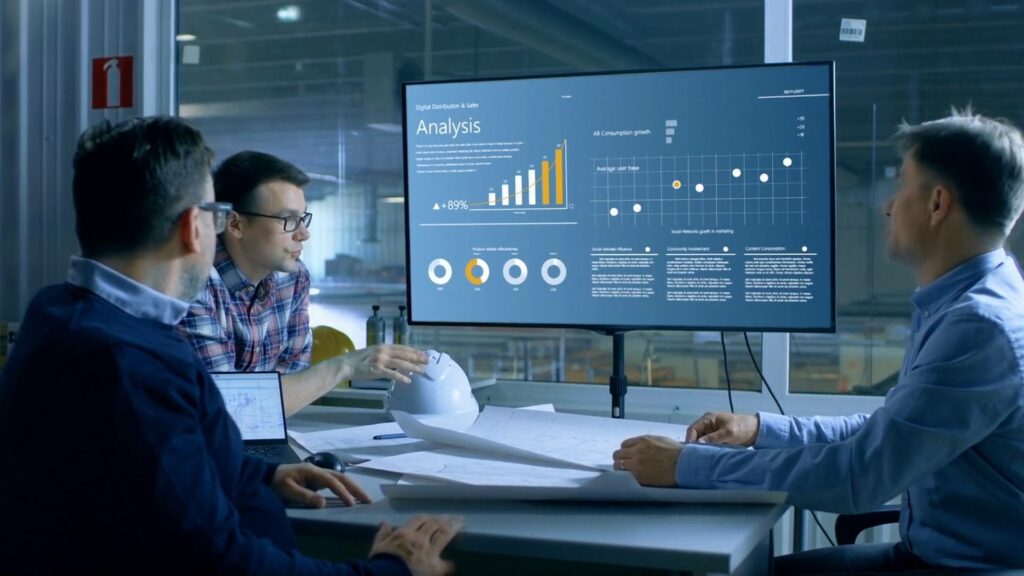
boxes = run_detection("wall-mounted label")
[91,56,134,109]
[839,18,867,43]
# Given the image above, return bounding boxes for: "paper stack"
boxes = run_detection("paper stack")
[318,405,785,504]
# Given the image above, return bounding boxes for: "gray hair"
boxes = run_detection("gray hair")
[896,107,1024,236]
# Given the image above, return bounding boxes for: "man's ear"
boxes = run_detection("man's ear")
[928,184,955,227]
[224,211,245,240]
[179,206,203,256]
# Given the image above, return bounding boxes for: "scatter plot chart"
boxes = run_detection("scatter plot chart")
[591,153,805,227]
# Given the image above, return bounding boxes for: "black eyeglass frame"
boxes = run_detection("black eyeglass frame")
[235,209,313,233]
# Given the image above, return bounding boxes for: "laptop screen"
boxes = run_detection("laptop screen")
[210,372,287,442]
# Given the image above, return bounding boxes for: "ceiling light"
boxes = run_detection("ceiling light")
[175,33,197,42]
[368,122,403,134]
[382,197,406,204]
[220,16,255,29]
[276,5,302,23]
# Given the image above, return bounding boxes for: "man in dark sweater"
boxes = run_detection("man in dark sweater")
[0,116,459,575]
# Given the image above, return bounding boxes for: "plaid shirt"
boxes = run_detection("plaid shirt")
[179,242,312,373]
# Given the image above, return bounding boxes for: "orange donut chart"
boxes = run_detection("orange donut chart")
[464,258,490,286]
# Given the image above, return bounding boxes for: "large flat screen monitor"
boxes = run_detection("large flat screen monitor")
[403,62,835,333]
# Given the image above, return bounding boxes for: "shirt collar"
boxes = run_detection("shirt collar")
[912,248,1008,314]
[213,239,276,298]
[66,256,190,325]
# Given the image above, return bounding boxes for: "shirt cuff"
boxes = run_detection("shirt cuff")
[367,553,413,576]
[261,461,280,486]
[753,411,791,449]
[676,442,724,488]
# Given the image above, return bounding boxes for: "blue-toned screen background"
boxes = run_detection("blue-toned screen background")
[404,63,834,331]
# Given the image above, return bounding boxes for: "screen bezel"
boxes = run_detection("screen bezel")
[210,371,289,444]
[401,61,837,334]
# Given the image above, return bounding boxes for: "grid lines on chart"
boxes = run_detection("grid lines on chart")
[590,153,805,227]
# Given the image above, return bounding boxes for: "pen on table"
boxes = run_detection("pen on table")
[372,433,408,440]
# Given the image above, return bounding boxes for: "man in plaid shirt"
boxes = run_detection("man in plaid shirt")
[179,151,428,415]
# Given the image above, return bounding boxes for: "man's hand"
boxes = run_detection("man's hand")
[339,345,428,384]
[612,435,682,487]
[685,412,760,446]
[370,516,463,576]
[271,463,372,508]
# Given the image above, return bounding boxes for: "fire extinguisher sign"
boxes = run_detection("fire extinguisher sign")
[91,56,134,109]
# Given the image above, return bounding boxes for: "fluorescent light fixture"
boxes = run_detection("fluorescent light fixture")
[175,33,197,42]
[306,172,345,185]
[220,16,255,29]
[276,5,302,23]
[309,287,322,296]
[367,122,403,134]
[381,197,406,204]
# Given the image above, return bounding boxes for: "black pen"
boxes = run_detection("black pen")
[372,433,407,440]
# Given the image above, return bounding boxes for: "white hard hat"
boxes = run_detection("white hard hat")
[385,350,479,418]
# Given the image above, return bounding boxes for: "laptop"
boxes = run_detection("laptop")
[210,371,302,465]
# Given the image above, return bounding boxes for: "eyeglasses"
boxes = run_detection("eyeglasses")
[196,202,233,234]
[235,210,313,233]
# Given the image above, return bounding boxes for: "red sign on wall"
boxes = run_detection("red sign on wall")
[91,56,134,109]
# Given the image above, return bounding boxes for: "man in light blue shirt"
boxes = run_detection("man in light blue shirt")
[614,110,1024,573]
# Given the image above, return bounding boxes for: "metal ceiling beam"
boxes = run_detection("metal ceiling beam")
[440,0,660,71]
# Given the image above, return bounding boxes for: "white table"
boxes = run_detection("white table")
[287,405,788,575]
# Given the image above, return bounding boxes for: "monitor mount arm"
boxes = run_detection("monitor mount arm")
[608,331,628,419]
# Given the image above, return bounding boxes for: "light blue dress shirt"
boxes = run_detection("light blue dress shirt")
[678,249,1024,569]
[66,256,189,325]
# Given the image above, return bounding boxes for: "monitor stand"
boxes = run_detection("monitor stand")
[608,331,628,419]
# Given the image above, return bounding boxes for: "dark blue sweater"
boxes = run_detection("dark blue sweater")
[0,283,409,575]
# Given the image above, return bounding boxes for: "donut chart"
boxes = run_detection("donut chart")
[427,258,452,285]
[502,258,528,285]
[465,258,490,285]
[541,258,567,286]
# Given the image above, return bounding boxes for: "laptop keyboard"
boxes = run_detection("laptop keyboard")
[246,445,292,458]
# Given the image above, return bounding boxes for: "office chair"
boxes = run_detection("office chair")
[833,508,1024,575]
[834,504,900,545]
[310,326,356,385]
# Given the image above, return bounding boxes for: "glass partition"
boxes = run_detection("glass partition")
[178,0,766,391]
[791,0,1024,394]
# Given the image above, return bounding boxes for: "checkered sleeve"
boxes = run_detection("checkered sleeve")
[275,261,312,374]
[177,277,237,373]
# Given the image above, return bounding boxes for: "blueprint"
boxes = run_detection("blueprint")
[392,405,686,469]
[324,406,786,503]
[288,411,478,463]
[381,469,786,504]
[357,448,601,487]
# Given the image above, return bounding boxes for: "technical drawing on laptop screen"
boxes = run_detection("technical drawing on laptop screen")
[211,373,287,441]
[403,62,835,332]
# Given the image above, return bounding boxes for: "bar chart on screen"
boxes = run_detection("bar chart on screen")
[477,139,569,211]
